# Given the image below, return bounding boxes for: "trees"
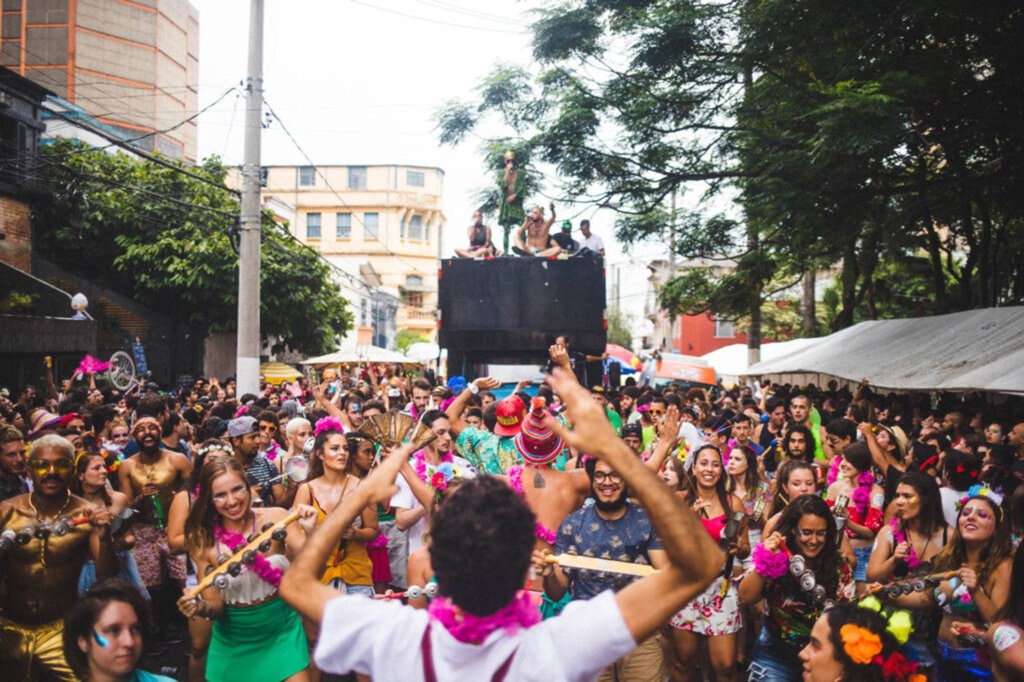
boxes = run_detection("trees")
[33,139,351,356]
[437,0,1024,345]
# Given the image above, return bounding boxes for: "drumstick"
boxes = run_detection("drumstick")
[544,553,656,577]
[187,511,299,599]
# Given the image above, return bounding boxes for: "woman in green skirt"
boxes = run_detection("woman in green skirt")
[177,457,316,681]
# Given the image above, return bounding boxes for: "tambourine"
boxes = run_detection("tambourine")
[867,570,957,599]
[2,508,137,550]
[189,511,298,597]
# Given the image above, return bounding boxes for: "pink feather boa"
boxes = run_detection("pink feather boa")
[850,471,875,517]
[427,590,540,644]
[751,542,788,579]
[214,524,283,589]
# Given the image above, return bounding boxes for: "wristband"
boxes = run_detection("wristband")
[468,384,480,395]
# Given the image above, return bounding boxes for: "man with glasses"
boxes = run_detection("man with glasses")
[0,434,116,680]
[255,410,284,462]
[538,456,668,681]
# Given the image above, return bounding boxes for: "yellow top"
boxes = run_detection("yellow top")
[309,479,372,587]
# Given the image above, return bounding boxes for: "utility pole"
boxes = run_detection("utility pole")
[236,0,264,397]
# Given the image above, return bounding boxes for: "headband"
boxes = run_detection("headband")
[313,417,345,437]
[956,484,1004,520]
[131,417,159,434]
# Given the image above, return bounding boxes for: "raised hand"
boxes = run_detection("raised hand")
[472,377,501,391]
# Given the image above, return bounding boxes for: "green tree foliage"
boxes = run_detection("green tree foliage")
[396,329,429,354]
[33,139,350,355]
[436,1,1024,335]
[605,307,633,349]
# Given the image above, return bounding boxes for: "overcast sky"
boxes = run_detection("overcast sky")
[192,0,678,340]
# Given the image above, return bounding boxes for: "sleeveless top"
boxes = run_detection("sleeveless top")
[701,514,727,542]
[470,224,487,247]
[309,479,373,586]
[217,553,290,606]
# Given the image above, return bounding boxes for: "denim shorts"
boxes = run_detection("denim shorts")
[748,627,803,682]
[852,544,873,582]
[327,579,375,598]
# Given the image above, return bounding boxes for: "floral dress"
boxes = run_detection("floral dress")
[670,515,744,636]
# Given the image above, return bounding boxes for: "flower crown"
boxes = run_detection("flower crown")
[313,416,345,437]
[955,484,1004,515]
[196,443,229,459]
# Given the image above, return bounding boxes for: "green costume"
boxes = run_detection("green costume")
[206,598,309,682]
[497,167,526,253]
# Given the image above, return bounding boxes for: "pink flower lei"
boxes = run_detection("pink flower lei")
[889,518,920,569]
[850,470,875,517]
[412,448,454,483]
[427,590,540,644]
[214,519,284,589]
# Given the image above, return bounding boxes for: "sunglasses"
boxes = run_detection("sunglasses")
[28,458,73,476]
[648,409,666,416]
[260,424,278,433]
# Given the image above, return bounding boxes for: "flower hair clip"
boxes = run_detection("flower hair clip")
[840,624,882,664]
[427,462,458,499]
[313,416,345,437]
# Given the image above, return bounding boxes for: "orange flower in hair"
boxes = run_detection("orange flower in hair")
[840,624,882,665]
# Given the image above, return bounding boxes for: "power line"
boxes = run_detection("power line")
[349,0,526,34]
[262,97,432,277]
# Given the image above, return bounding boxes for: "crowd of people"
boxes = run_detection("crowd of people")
[2,345,1024,681]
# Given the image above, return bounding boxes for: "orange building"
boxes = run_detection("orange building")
[0,0,199,162]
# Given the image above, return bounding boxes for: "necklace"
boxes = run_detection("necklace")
[412,449,453,483]
[26,492,72,567]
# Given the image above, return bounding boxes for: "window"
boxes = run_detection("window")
[364,212,379,239]
[299,166,316,186]
[399,216,405,239]
[406,170,425,187]
[714,317,735,338]
[306,212,321,239]
[336,212,351,239]
[406,275,423,287]
[360,299,368,325]
[348,166,367,190]
[408,214,423,240]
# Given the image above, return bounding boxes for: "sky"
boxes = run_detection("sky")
[191,0,679,342]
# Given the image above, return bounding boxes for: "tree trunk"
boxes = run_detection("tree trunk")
[832,235,860,331]
[801,268,816,335]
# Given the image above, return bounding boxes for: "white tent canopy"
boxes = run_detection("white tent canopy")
[746,307,1024,395]
[701,338,820,385]
[301,346,412,366]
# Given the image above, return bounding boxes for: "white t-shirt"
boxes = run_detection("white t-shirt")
[581,233,604,253]
[390,473,426,554]
[315,589,635,682]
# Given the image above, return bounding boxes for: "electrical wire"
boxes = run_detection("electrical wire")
[348,0,526,34]
[262,97,434,277]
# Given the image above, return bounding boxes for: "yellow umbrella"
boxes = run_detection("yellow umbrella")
[259,362,303,385]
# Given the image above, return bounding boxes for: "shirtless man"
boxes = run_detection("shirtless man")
[118,416,191,598]
[0,435,116,680]
[514,202,562,257]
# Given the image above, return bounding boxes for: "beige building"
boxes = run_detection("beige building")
[261,164,445,342]
[0,0,199,162]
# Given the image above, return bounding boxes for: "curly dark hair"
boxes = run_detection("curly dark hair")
[824,604,902,682]
[63,578,153,679]
[429,476,535,616]
[776,494,842,596]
